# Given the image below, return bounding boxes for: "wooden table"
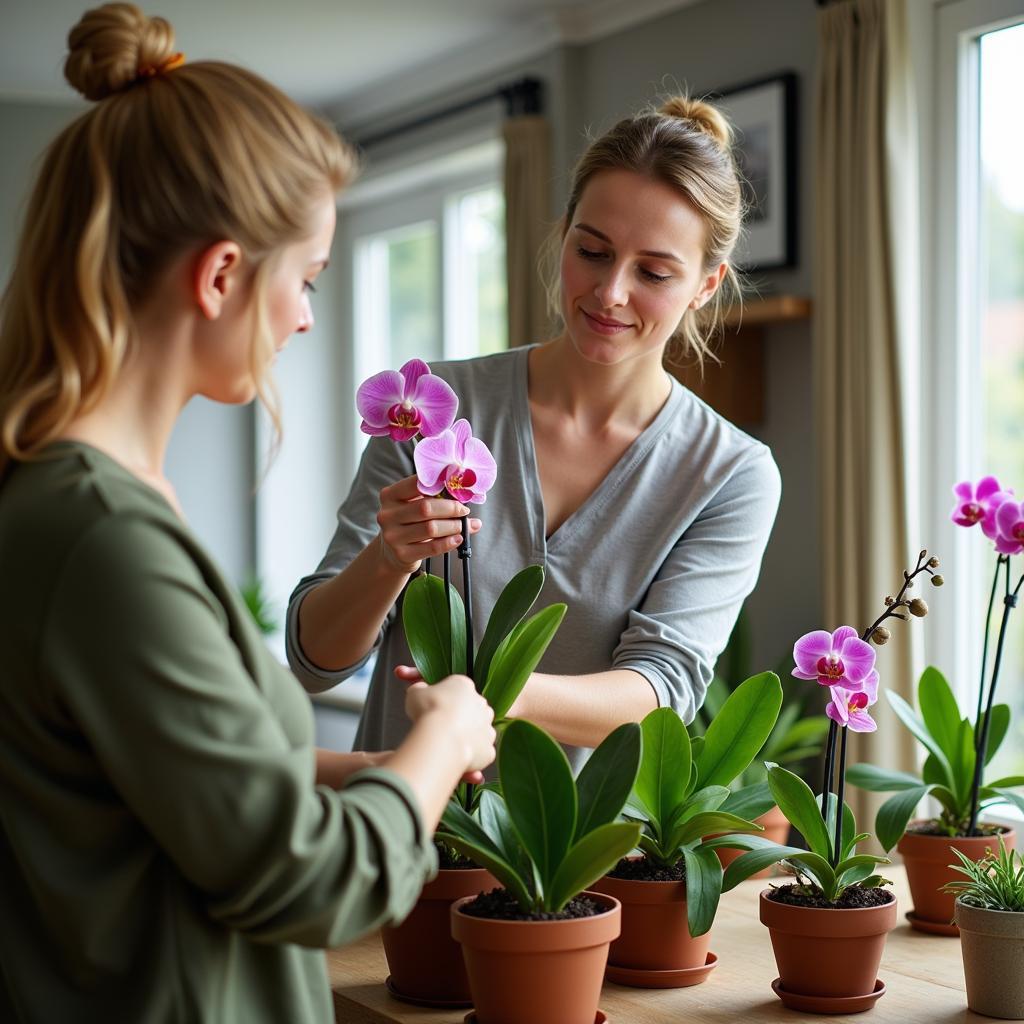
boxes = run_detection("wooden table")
[328,867,985,1023]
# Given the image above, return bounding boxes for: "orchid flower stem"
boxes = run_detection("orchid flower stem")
[974,555,1004,753]
[833,727,849,866]
[967,560,1021,835]
[443,552,451,621]
[424,558,431,577]
[457,515,475,812]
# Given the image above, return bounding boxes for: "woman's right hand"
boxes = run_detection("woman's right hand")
[405,675,496,775]
[375,475,482,574]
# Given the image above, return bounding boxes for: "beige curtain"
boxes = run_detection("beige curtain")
[503,115,551,347]
[816,0,921,835]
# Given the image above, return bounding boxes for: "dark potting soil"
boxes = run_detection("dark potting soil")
[459,888,605,922]
[906,821,1007,838]
[766,884,895,910]
[434,841,478,870]
[607,856,685,882]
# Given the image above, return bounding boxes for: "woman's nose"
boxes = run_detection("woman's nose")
[296,293,314,333]
[593,264,629,308]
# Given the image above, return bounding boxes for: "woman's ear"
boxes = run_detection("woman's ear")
[193,241,244,320]
[689,262,729,311]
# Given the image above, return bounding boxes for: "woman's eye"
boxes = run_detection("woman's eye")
[640,268,671,283]
[576,246,606,261]
[303,280,317,294]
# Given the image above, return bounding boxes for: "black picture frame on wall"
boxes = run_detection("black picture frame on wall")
[715,72,798,272]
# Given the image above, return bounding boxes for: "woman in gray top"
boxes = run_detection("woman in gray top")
[287,94,782,770]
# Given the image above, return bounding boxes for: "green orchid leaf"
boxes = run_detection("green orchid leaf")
[638,833,669,863]
[847,763,925,792]
[986,775,1024,789]
[836,861,881,890]
[402,574,458,683]
[951,717,977,807]
[474,566,544,686]
[930,785,962,817]
[689,735,705,769]
[575,722,643,842]
[499,720,577,896]
[720,780,775,822]
[776,745,831,766]
[682,844,724,937]
[980,787,1024,817]
[760,702,803,760]
[922,753,948,787]
[875,784,934,852]
[621,798,651,823]
[768,714,830,756]
[670,811,763,851]
[918,667,963,766]
[695,672,783,790]
[887,691,955,790]
[636,708,691,833]
[817,793,855,857]
[784,850,837,896]
[547,822,642,912]
[720,840,806,891]
[980,704,1011,765]
[767,763,831,860]
[670,786,731,831]
[477,788,530,878]
[482,603,566,719]
[443,835,533,911]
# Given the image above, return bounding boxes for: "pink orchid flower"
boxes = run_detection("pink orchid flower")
[951,477,1012,541]
[826,670,880,732]
[356,358,458,442]
[792,625,875,690]
[995,499,1024,556]
[414,419,497,504]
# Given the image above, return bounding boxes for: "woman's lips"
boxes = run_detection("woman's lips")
[582,310,631,335]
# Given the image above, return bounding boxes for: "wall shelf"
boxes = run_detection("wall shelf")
[668,295,811,426]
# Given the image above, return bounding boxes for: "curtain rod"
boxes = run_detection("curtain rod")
[351,76,543,151]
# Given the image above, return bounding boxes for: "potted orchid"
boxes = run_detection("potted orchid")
[847,478,1022,935]
[722,551,939,1013]
[357,359,566,1007]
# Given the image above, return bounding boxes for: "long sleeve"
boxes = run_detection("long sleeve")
[43,514,437,949]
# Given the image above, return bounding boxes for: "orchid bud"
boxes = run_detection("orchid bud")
[884,595,894,606]
[931,574,944,586]
[920,549,928,559]
[908,598,929,617]
[928,557,940,568]
[871,626,891,645]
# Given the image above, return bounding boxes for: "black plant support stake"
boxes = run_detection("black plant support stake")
[821,719,838,810]
[443,551,452,622]
[424,558,431,577]
[833,726,849,866]
[975,555,1005,752]
[458,514,475,810]
[967,562,1022,835]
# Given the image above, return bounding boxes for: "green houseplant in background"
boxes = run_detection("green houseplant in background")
[945,840,1024,1019]
[692,609,831,875]
[442,719,642,1024]
[239,575,280,636]
[589,673,790,988]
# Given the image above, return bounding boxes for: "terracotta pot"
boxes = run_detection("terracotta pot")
[759,889,897,1000]
[381,867,494,1006]
[715,804,791,879]
[955,898,1024,1019]
[898,823,1015,932]
[590,872,708,972]
[450,890,620,1024]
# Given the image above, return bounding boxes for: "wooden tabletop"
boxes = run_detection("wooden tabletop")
[328,866,985,1023]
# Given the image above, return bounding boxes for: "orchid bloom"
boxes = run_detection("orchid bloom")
[951,477,1013,541]
[414,419,497,504]
[792,625,876,690]
[995,499,1024,556]
[356,358,458,442]
[825,670,880,732]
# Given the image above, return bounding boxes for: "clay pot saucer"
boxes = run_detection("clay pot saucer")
[385,975,472,1009]
[771,978,885,1014]
[606,951,718,988]
[904,910,958,936]
[464,1013,607,1024]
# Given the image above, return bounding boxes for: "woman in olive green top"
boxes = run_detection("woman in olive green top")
[0,5,495,1023]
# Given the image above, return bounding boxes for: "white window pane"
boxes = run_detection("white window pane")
[978,22,1024,782]
[389,225,442,366]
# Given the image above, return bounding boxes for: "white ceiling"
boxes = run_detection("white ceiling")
[0,0,698,110]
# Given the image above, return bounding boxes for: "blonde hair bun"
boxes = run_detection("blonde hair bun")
[659,96,733,150]
[65,3,176,101]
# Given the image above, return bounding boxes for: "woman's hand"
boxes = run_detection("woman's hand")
[405,674,495,777]
[375,475,482,574]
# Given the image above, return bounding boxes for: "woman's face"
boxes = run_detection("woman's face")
[558,168,725,368]
[200,193,336,405]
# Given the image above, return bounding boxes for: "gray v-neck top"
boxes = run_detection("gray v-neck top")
[287,346,781,771]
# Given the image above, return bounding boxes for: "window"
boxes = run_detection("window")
[931,1,1024,792]
[340,137,507,469]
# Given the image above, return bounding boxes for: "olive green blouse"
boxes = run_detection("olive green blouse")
[0,442,437,1023]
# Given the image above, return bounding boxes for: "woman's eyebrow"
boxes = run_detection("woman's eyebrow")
[575,223,684,265]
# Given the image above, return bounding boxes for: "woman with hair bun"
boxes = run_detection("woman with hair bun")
[0,5,495,1021]
[289,96,782,770]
